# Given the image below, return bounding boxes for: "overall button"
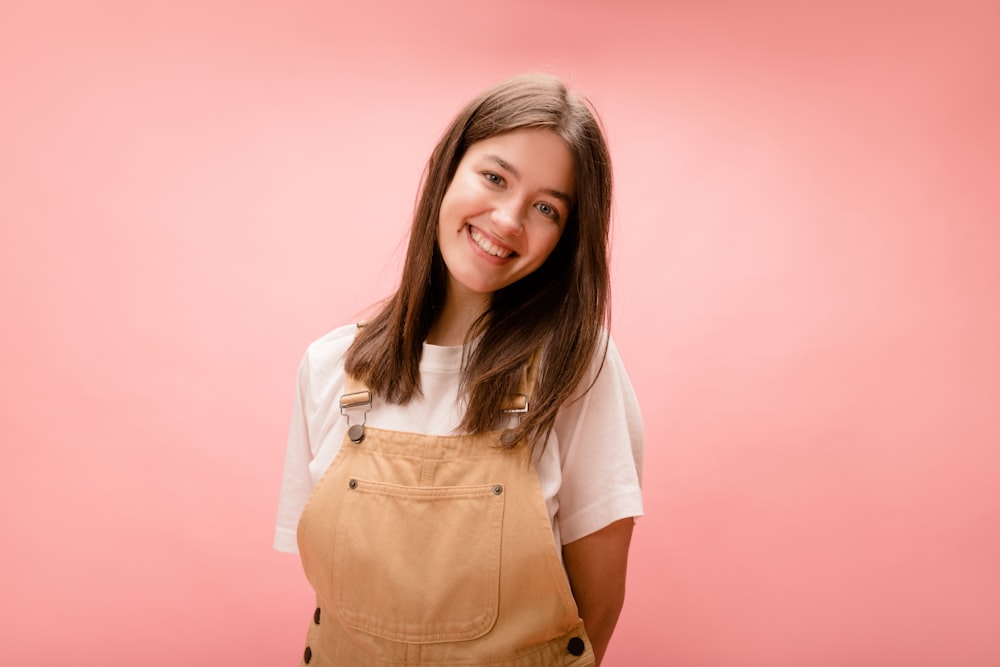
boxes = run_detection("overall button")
[567,636,585,656]
[313,607,321,624]
[304,645,312,663]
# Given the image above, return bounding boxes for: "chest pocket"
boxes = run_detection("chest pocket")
[332,478,506,644]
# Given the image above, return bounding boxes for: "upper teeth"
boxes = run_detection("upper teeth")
[470,228,513,258]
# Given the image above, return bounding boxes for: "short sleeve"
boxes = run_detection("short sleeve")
[552,336,644,544]
[273,351,314,554]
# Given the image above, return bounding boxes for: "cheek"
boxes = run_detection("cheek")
[437,198,461,236]
[533,227,564,265]
[438,185,472,227]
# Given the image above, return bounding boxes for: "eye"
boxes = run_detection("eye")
[483,172,504,186]
[535,202,560,220]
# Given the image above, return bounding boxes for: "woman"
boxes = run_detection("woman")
[275,73,643,666]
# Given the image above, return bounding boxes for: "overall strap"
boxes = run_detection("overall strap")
[341,353,540,414]
[340,331,540,440]
[340,374,371,409]
[340,321,372,414]
[501,350,540,415]
[339,323,373,443]
[339,373,372,444]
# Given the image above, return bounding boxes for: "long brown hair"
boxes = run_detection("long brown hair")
[345,72,613,447]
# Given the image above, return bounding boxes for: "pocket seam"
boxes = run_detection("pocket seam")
[333,479,505,644]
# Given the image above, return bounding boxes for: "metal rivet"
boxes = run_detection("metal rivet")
[567,636,585,656]
[348,424,365,443]
[493,484,503,495]
[348,479,358,490]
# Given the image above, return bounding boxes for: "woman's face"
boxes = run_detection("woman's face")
[437,128,575,301]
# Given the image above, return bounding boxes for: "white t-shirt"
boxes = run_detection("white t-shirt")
[273,324,644,553]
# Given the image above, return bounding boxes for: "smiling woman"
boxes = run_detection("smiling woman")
[433,128,574,343]
[274,73,643,667]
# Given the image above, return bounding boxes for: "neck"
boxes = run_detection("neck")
[425,282,490,346]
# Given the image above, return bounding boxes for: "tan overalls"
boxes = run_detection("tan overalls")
[295,360,595,666]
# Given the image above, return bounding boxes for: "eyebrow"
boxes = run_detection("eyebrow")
[484,154,574,206]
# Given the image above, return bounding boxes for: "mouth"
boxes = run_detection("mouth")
[468,226,517,259]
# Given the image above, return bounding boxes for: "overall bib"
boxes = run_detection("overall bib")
[295,361,595,666]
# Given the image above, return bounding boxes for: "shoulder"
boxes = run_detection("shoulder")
[570,331,635,403]
[554,329,642,444]
[305,322,359,363]
[600,335,638,403]
[547,330,644,542]
[297,323,360,397]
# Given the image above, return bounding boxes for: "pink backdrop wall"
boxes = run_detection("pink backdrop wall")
[2,1,998,665]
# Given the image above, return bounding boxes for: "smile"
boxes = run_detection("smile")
[469,226,516,259]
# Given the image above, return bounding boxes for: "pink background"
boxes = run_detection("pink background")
[2,1,998,665]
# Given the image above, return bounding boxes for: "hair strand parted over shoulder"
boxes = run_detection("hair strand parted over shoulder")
[345,73,613,448]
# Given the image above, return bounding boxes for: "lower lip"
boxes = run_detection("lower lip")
[466,226,513,266]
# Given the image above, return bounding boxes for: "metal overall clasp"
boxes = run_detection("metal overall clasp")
[339,390,372,443]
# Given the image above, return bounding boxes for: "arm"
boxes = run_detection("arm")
[562,517,635,666]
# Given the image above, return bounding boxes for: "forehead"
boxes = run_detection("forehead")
[465,128,576,198]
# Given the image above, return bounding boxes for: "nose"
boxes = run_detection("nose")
[490,198,525,235]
